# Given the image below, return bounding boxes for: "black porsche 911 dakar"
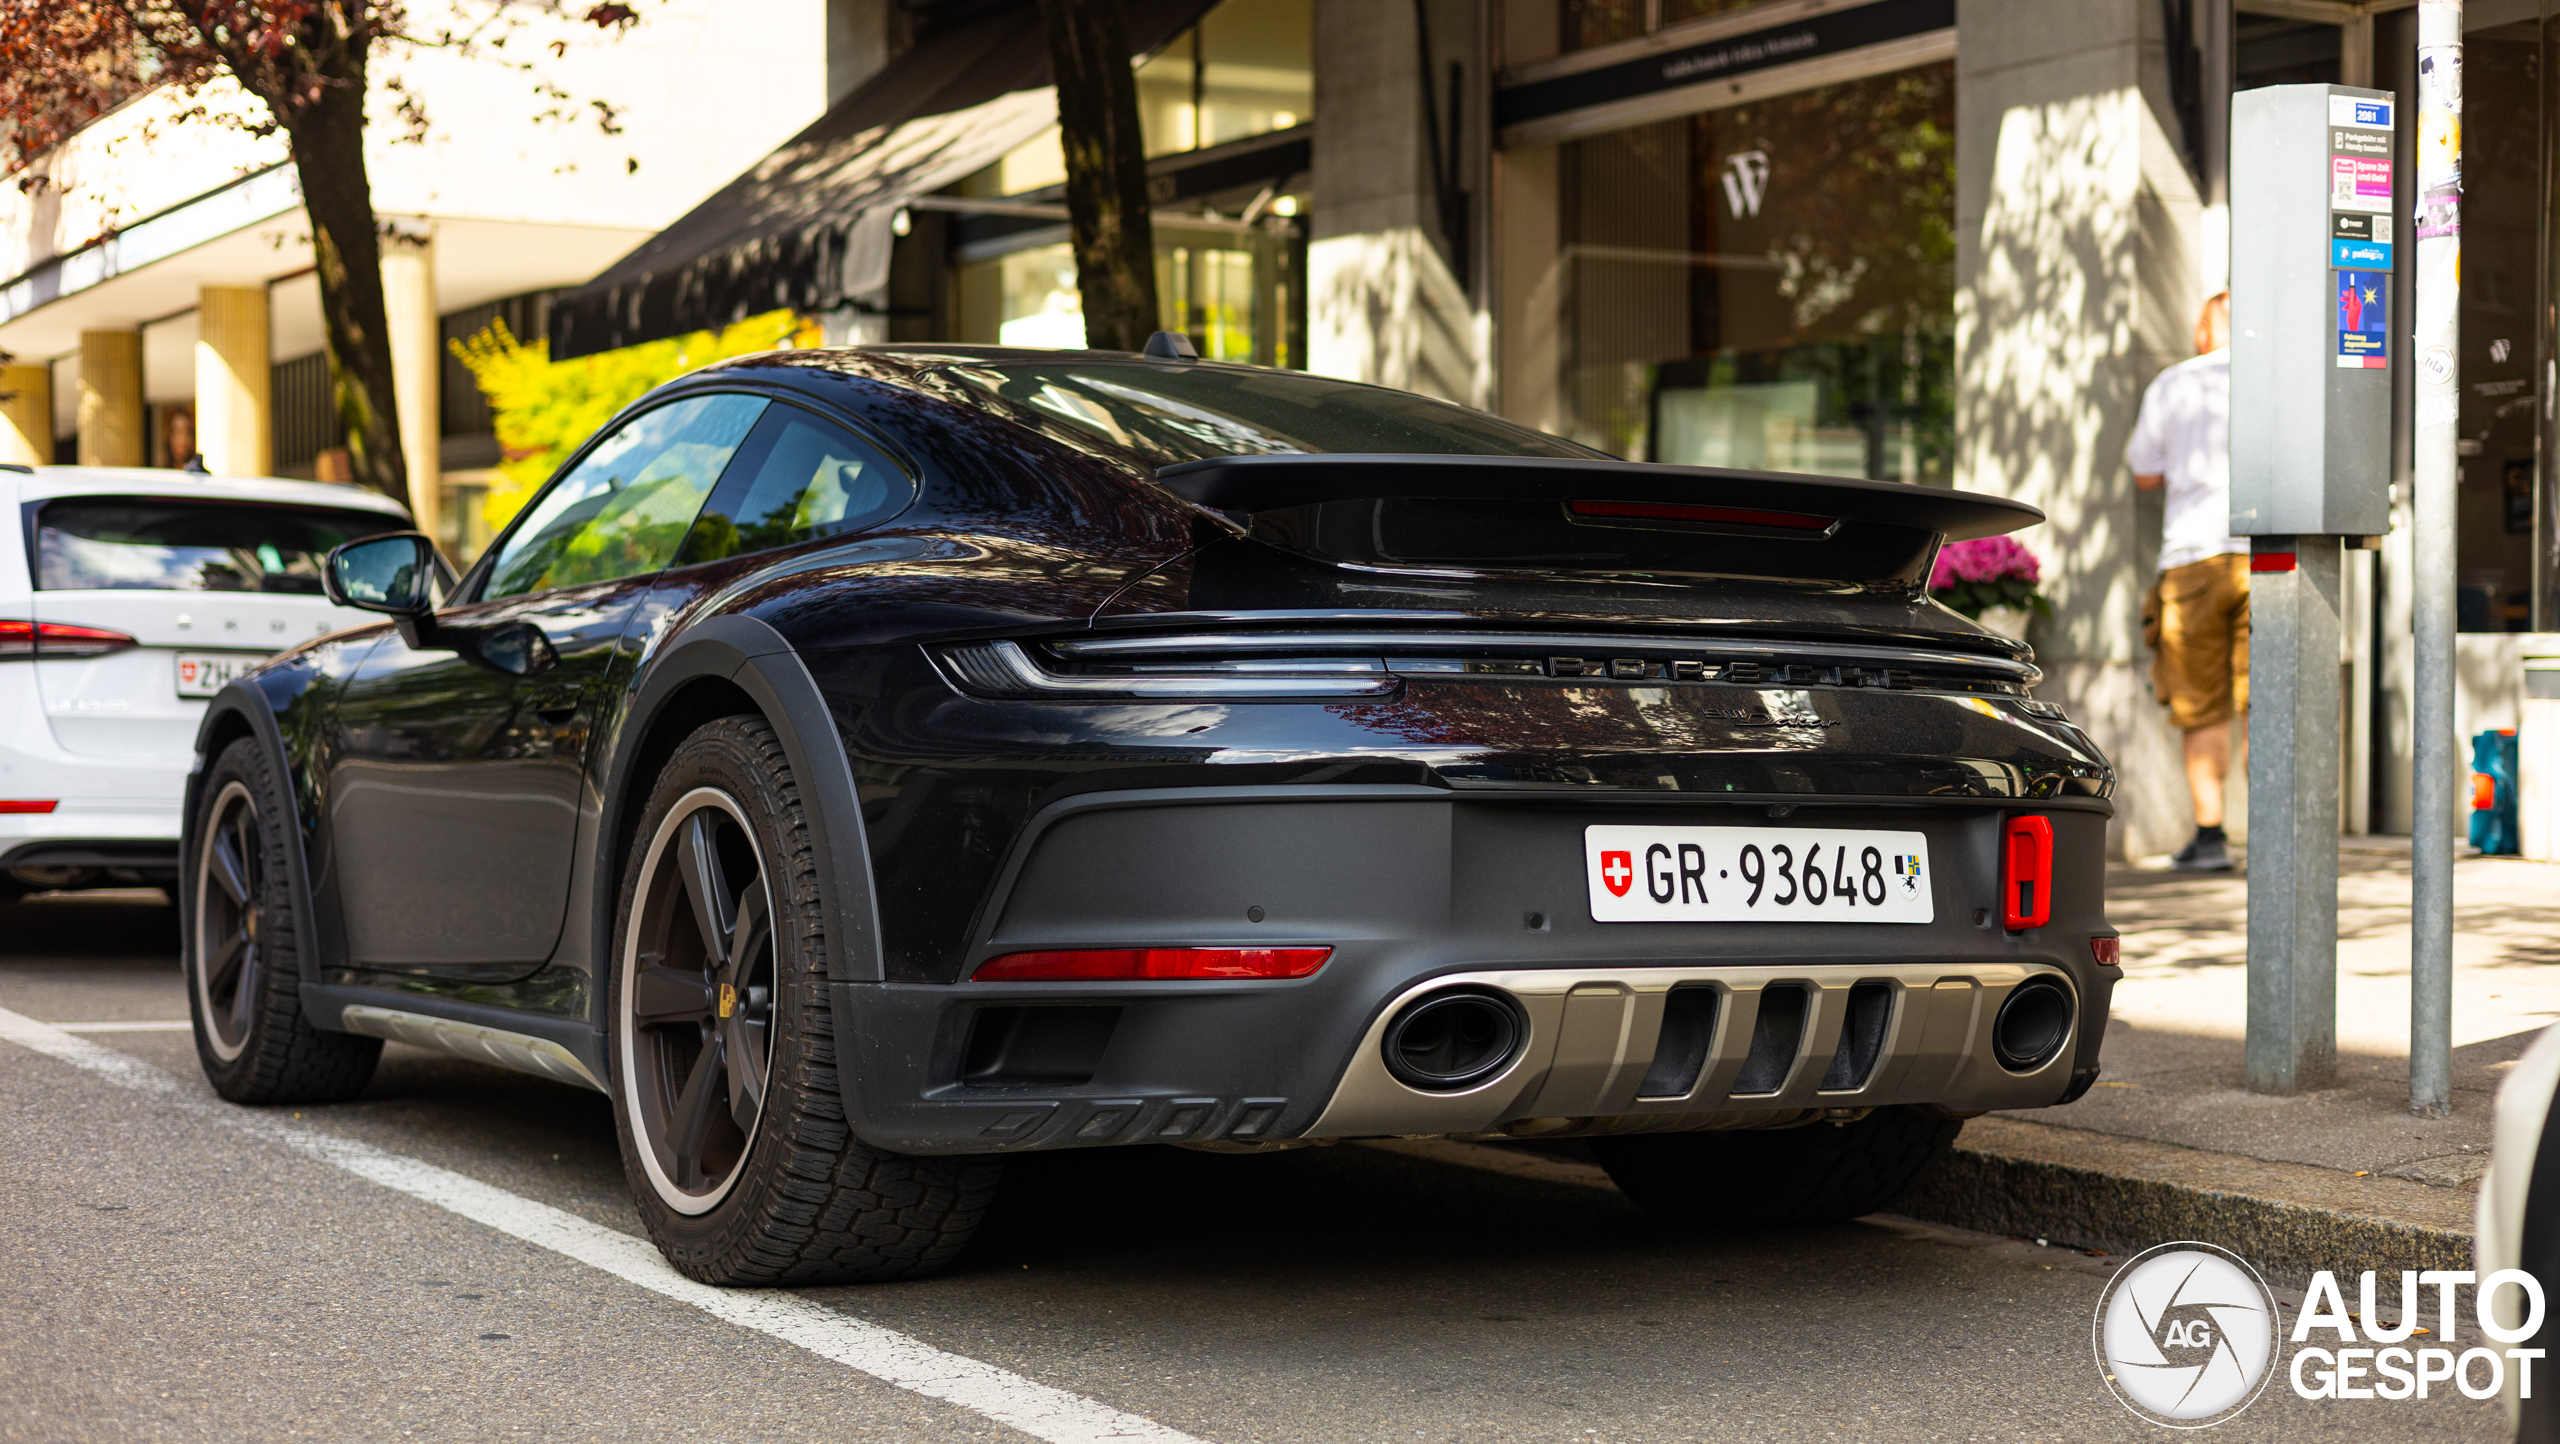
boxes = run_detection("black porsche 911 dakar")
[184,337,2116,1286]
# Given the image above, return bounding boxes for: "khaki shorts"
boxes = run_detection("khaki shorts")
[2143,553,2251,731]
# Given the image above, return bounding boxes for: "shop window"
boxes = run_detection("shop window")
[2452,18,2544,631]
[2235,16,2343,88]
[958,230,1296,367]
[969,0,1311,196]
[1541,62,1955,481]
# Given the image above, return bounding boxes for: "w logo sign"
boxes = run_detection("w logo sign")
[1720,150,1770,218]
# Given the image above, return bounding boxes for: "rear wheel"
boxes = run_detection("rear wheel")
[188,737,382,1103]
[609,715,1002,1285]
[1590,1106,1961,1227]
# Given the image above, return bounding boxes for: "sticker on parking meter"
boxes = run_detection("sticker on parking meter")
[2331,213,2392,269]
[2328,94,2392,128]
[2330,155,2393,212]
[2336,270,2388,368]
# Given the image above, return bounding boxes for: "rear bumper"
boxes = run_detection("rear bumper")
[833,787,2117,1155]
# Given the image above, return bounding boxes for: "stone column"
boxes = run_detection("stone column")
[77,329,144,467]
[1954,0,2205,861]
[381,228,440,540]
[196,286,272,477]
[1308,0,1482,404]
[0,365,50,467]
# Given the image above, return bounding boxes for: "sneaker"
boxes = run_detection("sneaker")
[2170,832,2233,872]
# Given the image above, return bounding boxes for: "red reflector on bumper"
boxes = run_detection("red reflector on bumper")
[2091,936,2120,968]
[973,947,1333,982]
[0,800,58,813]
[2002,815,2053,930]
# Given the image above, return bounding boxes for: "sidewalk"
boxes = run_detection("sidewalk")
[1899,838,2560,1274]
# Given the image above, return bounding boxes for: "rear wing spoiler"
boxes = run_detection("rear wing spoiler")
[1153,454,2043,541]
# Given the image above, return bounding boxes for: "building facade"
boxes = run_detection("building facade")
[1,0,2551,862]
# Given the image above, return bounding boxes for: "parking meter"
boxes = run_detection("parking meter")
[2225,83,2397,1095]
[2229,84,2397,537]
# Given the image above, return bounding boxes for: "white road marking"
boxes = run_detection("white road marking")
[52,1020,194,1032]
[0,1005,1207,1444]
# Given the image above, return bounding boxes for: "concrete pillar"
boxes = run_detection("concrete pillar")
[77,329,144,467]
[1954,0,2206,861]
[1308,0,1482,404]
[381,229,439,541]
[0,365,50,467]
[196,286,272,477]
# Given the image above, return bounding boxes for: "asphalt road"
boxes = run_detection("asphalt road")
[0,891,2507,1443]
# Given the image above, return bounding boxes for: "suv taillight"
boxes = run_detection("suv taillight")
[2002,815,2054,930]
[0,620,139,659]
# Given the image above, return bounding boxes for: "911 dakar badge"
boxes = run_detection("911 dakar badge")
[2092,1242,2280,1427]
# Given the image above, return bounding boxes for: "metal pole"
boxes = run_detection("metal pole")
[2410,0,2462,1118]
[2246,537,2344,1093]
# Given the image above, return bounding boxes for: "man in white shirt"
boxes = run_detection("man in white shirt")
[2128,292,2245,871]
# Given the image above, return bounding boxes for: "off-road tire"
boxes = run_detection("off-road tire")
[609,715,1002,1285]
[1590,1106,1962,1227]
[188,737,383,1103]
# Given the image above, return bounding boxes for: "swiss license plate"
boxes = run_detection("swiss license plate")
[174,652,260,698]
[1585,825,1935,923]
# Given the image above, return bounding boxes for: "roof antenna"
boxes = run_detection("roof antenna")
[1142,331,1199,361]
[181,455,210,474]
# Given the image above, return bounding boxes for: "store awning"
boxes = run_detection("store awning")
[548,0,1215,360]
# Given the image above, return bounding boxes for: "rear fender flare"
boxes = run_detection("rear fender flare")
[602,615,885,994]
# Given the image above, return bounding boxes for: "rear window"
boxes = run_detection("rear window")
[939,362,1600,467]
[34,497,406,594]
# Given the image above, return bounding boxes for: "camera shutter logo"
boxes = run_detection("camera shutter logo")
[2093,1242,2280,1427]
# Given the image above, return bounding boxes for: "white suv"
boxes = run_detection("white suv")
[0,465,412,896]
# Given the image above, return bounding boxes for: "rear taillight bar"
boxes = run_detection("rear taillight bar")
[974,947,1333,982]
[0,800,58,814]
[2002,815,2054,930]
[0,619,139,659]
[938,640,1397,701]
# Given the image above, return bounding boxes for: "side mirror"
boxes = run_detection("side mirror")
[323,533,437,615]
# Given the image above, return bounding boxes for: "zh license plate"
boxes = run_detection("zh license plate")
[174,653,260,698]
[1585,825,1934,923]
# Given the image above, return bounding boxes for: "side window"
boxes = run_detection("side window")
[675,407,909,568]
[482,393,769,600]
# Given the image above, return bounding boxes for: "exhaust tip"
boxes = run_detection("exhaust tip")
[1382,988,1525,1092]
[1992,977,2074,1071]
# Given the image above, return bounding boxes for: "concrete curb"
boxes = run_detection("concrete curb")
[1897,1116,2476,1276]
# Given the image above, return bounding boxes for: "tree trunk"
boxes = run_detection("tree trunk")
[1037,0,1157,352]
[283,63,407,508]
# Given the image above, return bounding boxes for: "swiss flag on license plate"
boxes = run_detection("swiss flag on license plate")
[1599,849,1634,897]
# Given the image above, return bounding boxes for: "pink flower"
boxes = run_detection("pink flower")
[1931,536,2042,589]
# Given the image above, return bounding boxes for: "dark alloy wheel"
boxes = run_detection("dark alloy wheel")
[187,737,381,1103]
[609,716,1002,1285]
[194,779,266,1064]
[622,787,779,1213]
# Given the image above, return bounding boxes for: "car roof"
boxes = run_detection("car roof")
[4,466,415,518]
